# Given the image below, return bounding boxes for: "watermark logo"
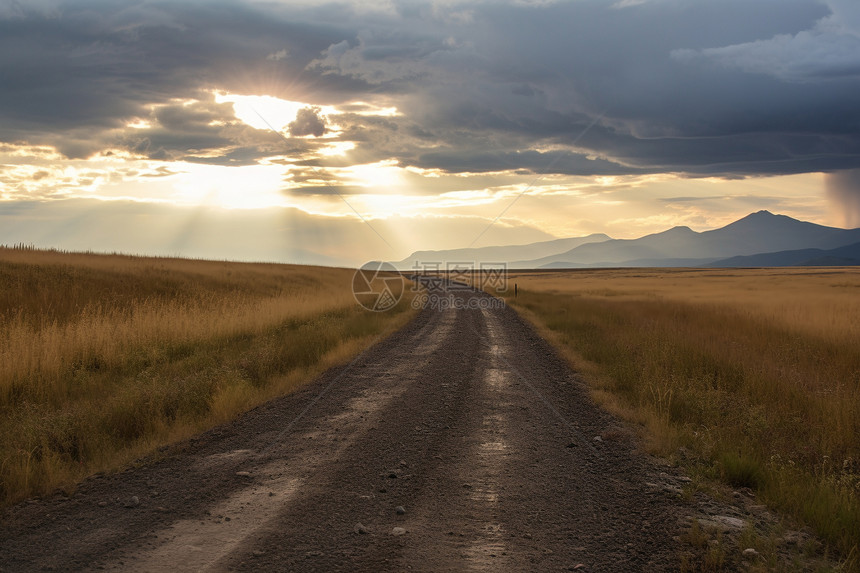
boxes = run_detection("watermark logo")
[352,261,404,312]
[411,292,507,311]
[409,261,509,311]
[410,262,508,293]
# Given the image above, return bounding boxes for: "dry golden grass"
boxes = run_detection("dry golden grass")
[504,268,860,569]
[0,247,415,507]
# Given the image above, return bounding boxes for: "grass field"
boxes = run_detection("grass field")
[504,268,860,568]
[0,247,415,507]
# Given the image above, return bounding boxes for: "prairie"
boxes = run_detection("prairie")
[504,268,860,567]
[0,247,415,506]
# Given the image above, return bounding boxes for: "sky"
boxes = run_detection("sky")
[1,0,859,266]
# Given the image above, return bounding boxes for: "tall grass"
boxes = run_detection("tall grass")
[0,247,415,506]
[505,268,860,568]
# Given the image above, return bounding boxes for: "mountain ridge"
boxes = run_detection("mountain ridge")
[706,241,860,268]
[395,233,611,269]
[527,211,860,267]
[396,211,860,269]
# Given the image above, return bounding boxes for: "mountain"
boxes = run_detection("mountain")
[707,241,860,268]
[541,257,720,269]
[395,212,860,270]
[522,211,860,268]
[394,233,611,270]
[518,225,701,267]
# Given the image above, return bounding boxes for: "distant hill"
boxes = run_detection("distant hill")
[540,257,719,269]
[394,234,611,270]
[522,211,860,268]
[397,211,860,270]
[522,226,701,267]
[707,241,860,268]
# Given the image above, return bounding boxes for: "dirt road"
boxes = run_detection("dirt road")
[1,288,691,572]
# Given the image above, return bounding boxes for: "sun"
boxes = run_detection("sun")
[214,92,337,133]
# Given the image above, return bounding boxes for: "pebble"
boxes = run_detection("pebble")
[354,523,369,534]
[742,548,759,558]
[124,496,140,508]
[593,436,602,442]
[391,527,407,536]
[97,501,108,507]
[395,506,406,515]
[235,471,251,477]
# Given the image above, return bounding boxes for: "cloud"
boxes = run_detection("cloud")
[672,0,860,82]
[289,107,328,137]
[0,1,348,157]
[0,0,858,181]
[611,0,647,8]
[299,0,859,176]
[266,48,289,61]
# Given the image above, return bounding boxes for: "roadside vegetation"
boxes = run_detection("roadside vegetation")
[0,246,415,507]
[505,268,860,570]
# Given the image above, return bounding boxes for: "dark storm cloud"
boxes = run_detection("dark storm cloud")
[413,148,645,177]
[305,0,860,177]
[1,0,859,177]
